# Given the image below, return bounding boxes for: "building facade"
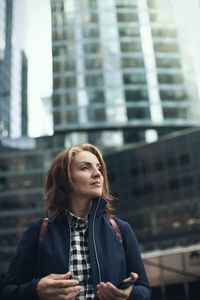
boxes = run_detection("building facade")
[51,0,200,148]
[0,0,12,138]
[0,0,28,139]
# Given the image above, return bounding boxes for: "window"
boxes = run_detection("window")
[125,89,148,101]
[121,57,144,68]
[168,178,180,190]
[154,160,164,171]
[120,42,142,52]
[179,153,190,165]
[130,166,140,177]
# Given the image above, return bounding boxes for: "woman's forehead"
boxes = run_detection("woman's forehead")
[73,151,100,164]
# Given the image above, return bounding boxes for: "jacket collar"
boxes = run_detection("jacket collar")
[90,197,107,218]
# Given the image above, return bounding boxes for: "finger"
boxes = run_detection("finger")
[50,272,72,280]
[99,282,132,298]
[59,285,81,296]
[50,279,79,288]
[130,272,138,281]
[65,290,80,300]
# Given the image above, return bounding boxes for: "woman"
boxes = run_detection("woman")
[0,143,151,300]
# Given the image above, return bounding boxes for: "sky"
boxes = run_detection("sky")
[25,0,200,138]
[26,0,52,137]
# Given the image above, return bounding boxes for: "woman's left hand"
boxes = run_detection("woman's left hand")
[97,282,132,300]
[96,272,138,300]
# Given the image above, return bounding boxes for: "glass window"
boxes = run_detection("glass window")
[152,27,177,38]
[54,109,78,124]
[168,178,180,190]
[82,26,99,39]
[121,57,144,68]
[88,90,105,103]
[85,74,103,87]
[127,107,150,120]
[154,42,179,53]
[52,29,74,41]
[116,0,137,8]
[156,57,181,68]
[120,42,142,52]
[85,57,102,70]
[54,76,76,89]
[163,107,188,119]
[88,106,106,122]
[158,73,183,85]
[81,12,98,24]
[179,154,190,165]
[119,26,140,37]
[130,166,140,177]
[123,73,146,84]
[84,43,102,54]
[53,93,77,106]
[117,12,138,22]
[53,59,75,72]
[148,0,161,8]
[81,0,98,9]
[182,176,193,186]
[125,89,149,101]
[167,157,176,168]
[160,90,188,101]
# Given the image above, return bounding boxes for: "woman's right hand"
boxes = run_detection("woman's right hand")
[36,272,81,300]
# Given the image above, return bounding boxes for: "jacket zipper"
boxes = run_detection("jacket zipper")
[66,214,71,271]
[92,197,102,282]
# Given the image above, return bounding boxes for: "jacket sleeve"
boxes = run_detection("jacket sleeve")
[120,221,151,300]
[0,219,42,300]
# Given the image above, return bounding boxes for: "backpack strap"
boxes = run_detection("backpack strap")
[109,217,123,243]
[39,217,49,242]
[38,216,122,243]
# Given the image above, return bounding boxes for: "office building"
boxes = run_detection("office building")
[0,0,12,138]
[0,0,28,139]
[104,127,200,299]
[51,0,200,148]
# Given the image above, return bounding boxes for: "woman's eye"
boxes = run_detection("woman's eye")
[81,166,88,170]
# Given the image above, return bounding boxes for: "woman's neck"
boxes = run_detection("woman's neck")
[68,197,91,218]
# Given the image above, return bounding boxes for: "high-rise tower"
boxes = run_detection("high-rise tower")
[0,0,28,139]
[50,0,200,148]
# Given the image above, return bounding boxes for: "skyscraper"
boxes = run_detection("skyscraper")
[51,0,200,148]
[0,0,28,139]
[0,0,12,138]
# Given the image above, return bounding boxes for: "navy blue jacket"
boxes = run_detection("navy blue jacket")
[0,198,151,300]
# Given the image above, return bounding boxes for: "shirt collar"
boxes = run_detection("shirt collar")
[66,210,88,230]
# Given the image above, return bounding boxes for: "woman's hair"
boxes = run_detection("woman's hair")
[44,143,114,219]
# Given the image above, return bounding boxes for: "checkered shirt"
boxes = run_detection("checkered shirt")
[67,212,95,300]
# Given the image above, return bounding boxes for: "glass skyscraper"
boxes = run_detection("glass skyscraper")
[0,0,28,139]
[0,0,12,138]
[51,0,200,147]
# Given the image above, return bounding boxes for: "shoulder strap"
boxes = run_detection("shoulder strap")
[39,218,49,242]
[39,217,122,243]
[109,217,123,243]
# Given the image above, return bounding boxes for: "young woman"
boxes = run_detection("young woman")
[0,143,151,300]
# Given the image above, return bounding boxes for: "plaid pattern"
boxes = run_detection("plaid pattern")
[68,212,95,300]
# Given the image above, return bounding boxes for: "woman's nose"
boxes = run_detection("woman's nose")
[93,168,101,177]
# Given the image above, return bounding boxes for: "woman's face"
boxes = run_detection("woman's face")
[70,150,104,201]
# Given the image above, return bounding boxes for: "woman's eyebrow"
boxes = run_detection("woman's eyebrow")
[79,161,101,167]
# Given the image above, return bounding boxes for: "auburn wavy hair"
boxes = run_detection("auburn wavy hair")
[44,143,114,219]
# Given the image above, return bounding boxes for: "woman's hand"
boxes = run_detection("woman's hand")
[36,272,81,300]
[97,272,138,300]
